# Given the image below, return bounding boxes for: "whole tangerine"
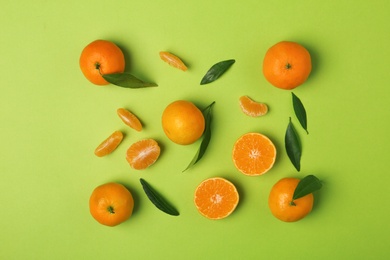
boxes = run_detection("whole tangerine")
[162,100,205,145]
[262,41,311,90]
[89,182,134,226]
[268,177,314,222]
[79,40,125,85]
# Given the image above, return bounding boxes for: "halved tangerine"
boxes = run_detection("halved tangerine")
[232,133,276,176]
[239,95,268,117]
[126,139,161,170]
[194,177,239,220]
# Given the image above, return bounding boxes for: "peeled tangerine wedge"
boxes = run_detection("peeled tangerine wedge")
[239,95,268,117]
[117,108,143,132]
[126,139,161,170]
[159,51,188,71]
[94,131,124,157]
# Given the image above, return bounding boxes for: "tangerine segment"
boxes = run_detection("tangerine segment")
[94,131,124,157]
[262,41,311,90]
[159,51,188,71]
[79,40,125,85]
[268,178,313,222]
[126,139,161,170]
[232,133,276,176]
[194,177,239,220]
[89,182,134,227]
[239,95,268,117]
[117,108,143,131]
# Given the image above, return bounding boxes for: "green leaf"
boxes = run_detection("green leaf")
[292,92,308,134]
[200,60,235,85]
[102,73,158,88]
[285,117,301,172]
[183,101,215,172]
[139,178,179,216]
[293,175,322,201]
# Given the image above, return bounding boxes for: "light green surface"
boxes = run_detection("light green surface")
[1,0,390,259]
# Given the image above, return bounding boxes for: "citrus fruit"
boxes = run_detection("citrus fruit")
[268,177,314,222]
[94,131,123,157]
[126,139,161,170]
[194,177,239,220]
[89,182,134,226]
[232,133,276,176]
[162,100,205,145]
[117,108,143,131]
[239,95,268,117]
[159,51,188,71]
[262,41,311,90]
[79,40,125,85]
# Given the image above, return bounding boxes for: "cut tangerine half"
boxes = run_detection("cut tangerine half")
[232,133,276,176]
[194,177,239,220]
[159,51,188,71]
[239,95,268,117]
[117,108,143,132]
[126,139,161,170]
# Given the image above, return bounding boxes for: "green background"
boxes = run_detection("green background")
[1,0,389,259]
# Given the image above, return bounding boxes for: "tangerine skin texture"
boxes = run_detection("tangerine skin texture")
[162,100,205,145]
[263,41,311,90]
[268,178,314,222]
[79,40,125,85]
[89,183,134,227]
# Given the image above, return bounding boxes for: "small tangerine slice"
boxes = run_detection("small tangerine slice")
[232,133,276,176]
[194,177,239,220]
[126,139,161,170]
[94,131,123,157]
[239,95,268,117]
[159,51,188,71]
[117,108,143,131]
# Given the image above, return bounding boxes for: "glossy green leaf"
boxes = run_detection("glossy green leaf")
[103,73,158,88]
[183,101,215,172]
[200,60,235,85]
[285,117,301,172]
[293,175,322,200]
[140,178,179,216]
[292,92,308,134]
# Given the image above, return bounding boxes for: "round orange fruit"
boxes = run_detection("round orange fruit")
[89,182,134,226]
[232,133,276,176]
[262,41,311,90]
[79,40,125,85]
[161,100,205,145]
[268,177,313,222]
[194,177,239,220]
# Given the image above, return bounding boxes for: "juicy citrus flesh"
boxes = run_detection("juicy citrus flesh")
[126,139,161,170]
[117,108,143,131]
[89,182,134,227]
[94,131,123,157]
[162,100,205,145]
[268,178,314,222]
[159,51,188,71]
[232,133,276,176]
[79,40,125,85]
[194,177,239,220]
[239,95,268,117]
[262,41,311,90]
